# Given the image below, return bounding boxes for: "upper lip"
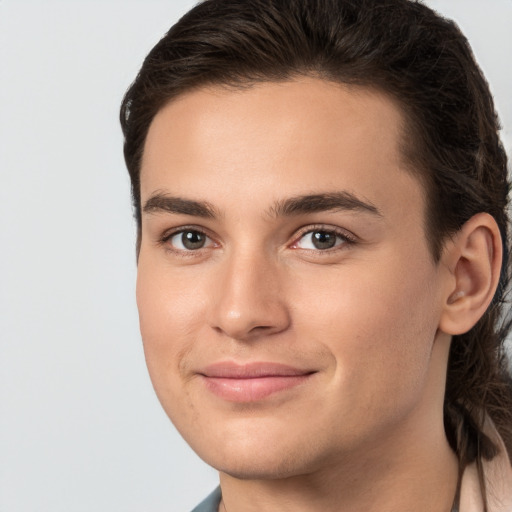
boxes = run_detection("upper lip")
[199,362,315,378]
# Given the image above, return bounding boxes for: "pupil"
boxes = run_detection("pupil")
[182,231,205,250]
[312,231,336,250]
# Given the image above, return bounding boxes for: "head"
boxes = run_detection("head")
[121,0,512,476]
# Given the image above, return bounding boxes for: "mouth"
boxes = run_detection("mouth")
[198,362,316,402]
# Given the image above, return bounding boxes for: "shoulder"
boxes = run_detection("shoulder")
[460,419,512,512]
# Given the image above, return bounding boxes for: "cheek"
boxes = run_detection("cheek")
[136,254,207,332]
[289,256,440,396]
[293,255,437,335]
[135,260,205,391]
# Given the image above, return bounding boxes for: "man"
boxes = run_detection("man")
[120,1,512,510]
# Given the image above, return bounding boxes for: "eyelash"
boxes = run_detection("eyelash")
[158,224,357,256]
[290,225,357,252]
[158,226,216,257]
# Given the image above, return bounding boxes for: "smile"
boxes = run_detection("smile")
[199,362,316,402]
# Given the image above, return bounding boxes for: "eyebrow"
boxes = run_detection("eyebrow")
[269,192,382,218]
[142,191,382,219]
[143,193,217,218]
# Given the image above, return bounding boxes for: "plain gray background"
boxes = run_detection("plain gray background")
[1,1,510,511]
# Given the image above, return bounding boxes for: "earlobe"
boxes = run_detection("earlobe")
[439,213,502,336]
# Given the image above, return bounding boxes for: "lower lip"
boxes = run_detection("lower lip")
[201,375,311,402]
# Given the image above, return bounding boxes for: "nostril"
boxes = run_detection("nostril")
[249,324,275,333]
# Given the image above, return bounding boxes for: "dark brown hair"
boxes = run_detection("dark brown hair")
[120,0,512,485]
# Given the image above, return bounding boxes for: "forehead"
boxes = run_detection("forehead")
[140,78,424,222]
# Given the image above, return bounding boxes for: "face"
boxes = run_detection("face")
[137,79,450,479]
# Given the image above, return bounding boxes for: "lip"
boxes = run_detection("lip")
[198,362,316,402]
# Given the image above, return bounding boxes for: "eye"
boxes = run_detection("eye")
[293,228,354,251]
[167,229,213,251]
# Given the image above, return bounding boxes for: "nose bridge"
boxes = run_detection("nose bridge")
[209,245,290,340]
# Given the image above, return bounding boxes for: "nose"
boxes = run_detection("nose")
[208,250,291,341]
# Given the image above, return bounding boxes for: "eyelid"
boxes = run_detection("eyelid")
[159,225,219,252]
[156,223,356,255]
[289,224,358,250]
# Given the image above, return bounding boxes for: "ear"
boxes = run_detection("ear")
[439,213,502,336]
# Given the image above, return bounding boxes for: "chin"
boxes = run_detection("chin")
[189,429,330,480]
[208,451,312,481]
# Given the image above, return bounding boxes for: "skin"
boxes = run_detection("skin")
[136,78,499,511]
